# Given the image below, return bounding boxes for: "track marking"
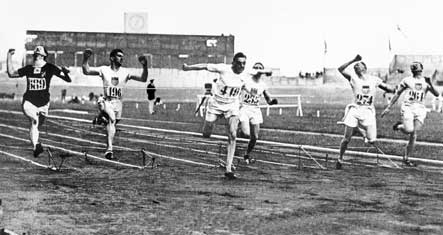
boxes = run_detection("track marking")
[2,110,443,167]
[0,132,144,169]
[0,124,215,168]
[47,119,303,168]
[2,109,443,147]
[0,149,57,170]
[116,112,443,148]
[51,109,89,115]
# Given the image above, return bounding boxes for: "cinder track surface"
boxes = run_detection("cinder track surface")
[1,104,443,234]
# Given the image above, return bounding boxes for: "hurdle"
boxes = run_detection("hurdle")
[258,94,303,116]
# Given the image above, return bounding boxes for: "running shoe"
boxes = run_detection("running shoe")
[33,143,44,158]
[335,159,343,170]
[224,172,237,180]
[392,121,402,131]
[218,159,236,171]
[243,154,256,164]
[105,150,115,160]
[403,159,417,167]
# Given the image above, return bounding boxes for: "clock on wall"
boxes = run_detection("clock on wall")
[124,12,148,33]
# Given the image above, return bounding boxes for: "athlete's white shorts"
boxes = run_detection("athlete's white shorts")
[341,104,377,141]
[239,105,263,125]
[22,100,49,120]
[205,98,239,122]
[401,103,427,126]
[103,98,123,120]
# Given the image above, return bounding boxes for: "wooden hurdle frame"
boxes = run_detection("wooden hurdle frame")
[196,94,303,117]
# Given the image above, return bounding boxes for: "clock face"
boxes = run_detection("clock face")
[129,15,145,30]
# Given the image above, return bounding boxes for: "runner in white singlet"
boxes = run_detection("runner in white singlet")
[82,48,148,160]
[336,55,395,169]
[239,62,277,164]
[381,61,439,166]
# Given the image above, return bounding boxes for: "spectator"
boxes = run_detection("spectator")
[88,92,95,101]
[147,79,156,114]
[61,89,67,103]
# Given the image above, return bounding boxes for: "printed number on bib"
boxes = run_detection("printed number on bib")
[108,86,122,98]
[408,91,424,102]
[220,86,240,97]
[356,94,373,105]
[243,93,259,105]
[29,78,47,91]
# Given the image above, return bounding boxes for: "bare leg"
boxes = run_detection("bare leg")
[246,124,259,155]
[202,120,214,138]
[29,118,39,149]
[226,116,239,173]
[404,120,422,163]
[339,126,354,161]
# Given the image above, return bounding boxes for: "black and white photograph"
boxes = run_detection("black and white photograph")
[1,0,443,234]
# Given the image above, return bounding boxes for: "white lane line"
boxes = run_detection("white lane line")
[50,122,302,168]
[0,132,143,169]
[118,113,443,148]
[51,109,89,115]
[2,109,443,166]
[47,117,304,168]
[0,124,214,168]
[51,114,443,166]
[2,109,443,148]
[0,149,57,170]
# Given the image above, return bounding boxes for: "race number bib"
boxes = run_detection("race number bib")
[220,86,240,97]
[28,78,47,91]
[107,86,122,98]
[243,93,260,105]
[408,90,424,102]
[356,94,373,105]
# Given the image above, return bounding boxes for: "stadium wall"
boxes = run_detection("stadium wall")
[24,30,235,69]
[388,54,443,84]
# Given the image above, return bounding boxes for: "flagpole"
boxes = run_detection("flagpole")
[323,36,327,84]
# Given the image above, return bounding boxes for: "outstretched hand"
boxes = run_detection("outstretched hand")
[138,55,147,66]
[61,66,70,74]
[182,63,189,71]
[83,49,93,60]
[269,98,278,105]
[354,54,362,62]
[7,49,15,56]
[425,76,432,84]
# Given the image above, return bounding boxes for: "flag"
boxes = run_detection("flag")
[388,38,392,52]
[396,24,408,38]
[324,40,327,54]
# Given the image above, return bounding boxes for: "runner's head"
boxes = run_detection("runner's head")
[410,61,423,76]
[110,49,124,67]
[33,46,48,61]
[252,62,265,80]
[252,62,264,70]
[232,52,247,74]
[353,61,367,75]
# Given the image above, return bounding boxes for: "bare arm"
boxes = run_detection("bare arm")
[6,49,21,78]
[182,63,209,71]
[338,54,362,81]
[263,90,278,105]
[381,85,406,117]
[54,66,72,83]
[252,68,273,77]
[425,76,440,97]
[128,55,148,82]
[81,49,100,76]
[378,82,396,93]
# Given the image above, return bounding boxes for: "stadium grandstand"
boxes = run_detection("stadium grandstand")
[24,30,234,68]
